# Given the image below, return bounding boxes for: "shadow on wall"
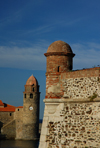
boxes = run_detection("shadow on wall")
[0,121,6,139]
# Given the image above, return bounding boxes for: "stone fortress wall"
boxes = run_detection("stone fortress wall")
[39,40,100,148]
[42,101,100,148]
[46,68,100,100]
[40,68,100,148]
[62,68,100,99]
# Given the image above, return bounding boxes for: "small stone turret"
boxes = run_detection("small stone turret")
[44,40,75,99]
[44,40,75,73]
[22,75,40,140]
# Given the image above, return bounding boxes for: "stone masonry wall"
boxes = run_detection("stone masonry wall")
[1,120,16,139]
[0,112,15,139]
[46,74,61,98]
[39,101,100,148]
[15,108,23,139]
[39,68,100,148]
[23,93,40,140]
[63,77,100,99]
[46,55,72,73]
[0,112,14,126]
[61,68,100,99]
[45,68,100,99]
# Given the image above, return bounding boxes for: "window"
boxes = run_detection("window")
[69,65,72,70]
[10,113,12,116]
[18,109,19,111]
[33,87,34,92]
[57,66,60,72]
[25,94,26,98]
[37,86,39,92]
[30,93,33,98]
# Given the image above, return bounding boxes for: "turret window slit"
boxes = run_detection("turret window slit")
[57,66,60,72]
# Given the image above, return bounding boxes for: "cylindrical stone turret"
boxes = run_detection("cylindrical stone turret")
[44,40,75,73]
[44,40,75,99]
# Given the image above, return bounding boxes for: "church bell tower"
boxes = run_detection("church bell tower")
[22,75,40,140]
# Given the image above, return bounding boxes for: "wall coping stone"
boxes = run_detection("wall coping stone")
[44,97,100,103]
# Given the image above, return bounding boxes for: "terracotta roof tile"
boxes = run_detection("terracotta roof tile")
[0,107,15,112]
[0,100,4,106]
[0,100,23,112]
[0,100,16,112]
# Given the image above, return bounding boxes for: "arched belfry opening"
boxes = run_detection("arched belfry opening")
[30,93,33,98]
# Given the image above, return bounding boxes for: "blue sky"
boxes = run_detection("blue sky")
[0,0,100,119]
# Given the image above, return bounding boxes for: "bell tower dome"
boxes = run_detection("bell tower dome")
[22,75,40,140]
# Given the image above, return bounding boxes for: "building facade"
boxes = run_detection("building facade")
[0,75,40,140]
[39,40,100,148]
